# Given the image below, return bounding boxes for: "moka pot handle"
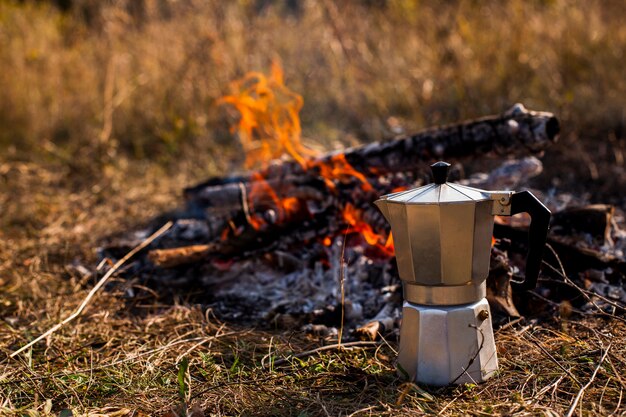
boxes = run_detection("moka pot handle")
[507,191,551,290]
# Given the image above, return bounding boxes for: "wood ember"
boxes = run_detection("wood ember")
[197,239,400,329]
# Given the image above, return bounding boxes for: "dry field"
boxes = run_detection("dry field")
[1,0,626,415]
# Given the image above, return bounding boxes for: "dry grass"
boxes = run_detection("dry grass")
[1,0,624,161]
[2,179,626,415]
[1,0,626,415]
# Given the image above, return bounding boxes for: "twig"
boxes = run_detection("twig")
[347,405,377,417]
[239,181,254,226]
[437,392,464,415]
[10,221,174,358]
[447,324,485,386]
[531,375,565,403]
[564,344,612,417]
[614,388,623,415]
[545,242,567,278]
[525,332,581,386]
[271,341,379,367]
[338,232,347,348]
[495,316,525,333]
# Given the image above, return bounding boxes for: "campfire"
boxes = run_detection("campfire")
[101,65,626,339]
[213,61,392,255]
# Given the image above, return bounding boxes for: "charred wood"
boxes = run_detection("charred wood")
[185,103,559,200]
[493,204,626,316]
[168,105,559,258]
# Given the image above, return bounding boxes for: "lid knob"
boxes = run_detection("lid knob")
[431,161,451,184]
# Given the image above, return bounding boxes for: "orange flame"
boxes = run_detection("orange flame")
[342,204,394,256]
[218,61,317,169]
[246,172,301,230]
[219,63,388,252]
[391,185,408,193]
[307,154,373,192]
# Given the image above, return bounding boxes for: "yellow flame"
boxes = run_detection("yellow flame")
[218,61,317,169]
[219,63,393,255]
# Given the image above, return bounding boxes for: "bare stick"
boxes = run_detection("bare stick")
[495,316,525,333]
[564,344,612,417]
[338,233,347,348]
[10,221,174,358]
[526,332,581,386]
[271,341,379,367]
[148,244,216,268]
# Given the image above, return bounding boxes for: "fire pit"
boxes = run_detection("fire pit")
[99,68,625,351]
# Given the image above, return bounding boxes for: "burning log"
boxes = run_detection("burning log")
[96,62,622,337]
[185,103,558,201]
[173,105,558,258]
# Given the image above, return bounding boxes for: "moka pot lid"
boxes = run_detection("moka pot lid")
[379,162,490,205]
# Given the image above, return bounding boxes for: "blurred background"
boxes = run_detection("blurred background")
[1,0,624,202]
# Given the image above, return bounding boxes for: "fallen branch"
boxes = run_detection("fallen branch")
[10,221,174,358]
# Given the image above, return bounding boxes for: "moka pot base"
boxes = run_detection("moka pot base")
[397,298,498,386]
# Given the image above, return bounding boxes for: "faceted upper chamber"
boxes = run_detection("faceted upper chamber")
[375,182,495,286]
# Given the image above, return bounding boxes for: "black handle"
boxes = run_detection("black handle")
[509,191,551,290]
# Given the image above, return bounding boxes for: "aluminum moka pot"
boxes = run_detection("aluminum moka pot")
[375,161,550,385]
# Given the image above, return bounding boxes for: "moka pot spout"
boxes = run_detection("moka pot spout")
[374,198,391,223]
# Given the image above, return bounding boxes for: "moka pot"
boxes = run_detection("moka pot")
[375,161,551,385]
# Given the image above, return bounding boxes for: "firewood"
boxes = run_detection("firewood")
[551,204,614,245]
[354,303,399,341]
[148,244,216,268]
[493,205,626,315]
[461,156,543,190]
[185,103,559,200]
[101,107,567,325]
[169,105,559,257]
